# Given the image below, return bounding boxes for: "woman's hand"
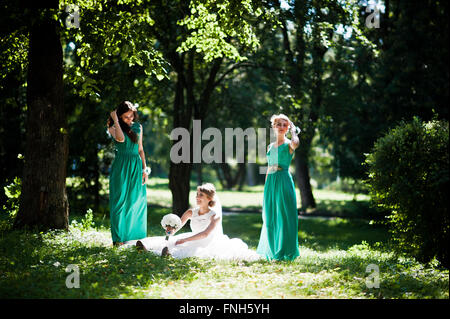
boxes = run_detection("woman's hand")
[110,110,119,122]
[175,238,187,245]
[165,226,176,236]
[142,172,148,185]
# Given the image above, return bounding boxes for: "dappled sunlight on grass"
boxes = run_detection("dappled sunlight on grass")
[145,179,379,220]
[1,186,447,299]
[2,213,446,299]
[299,217,388,251]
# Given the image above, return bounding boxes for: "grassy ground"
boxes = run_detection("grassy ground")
[147,177,381,219]
[0,203,448,299]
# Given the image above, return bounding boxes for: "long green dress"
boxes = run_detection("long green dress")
[257,141,300,261]
[109,122,147,244]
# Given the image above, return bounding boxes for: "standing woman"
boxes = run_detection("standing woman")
[257,114,300,261]
[107,101,149,246]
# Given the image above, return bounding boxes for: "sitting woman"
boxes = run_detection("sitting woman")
[127,183,260,261]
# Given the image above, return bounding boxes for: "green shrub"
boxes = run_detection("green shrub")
[3,177,21,218]
[364,117,449,268]
[70,208,95,231]
[1,177,21,231]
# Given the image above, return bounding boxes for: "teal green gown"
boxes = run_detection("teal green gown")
[109,122,147,243]
[257,142,300,261]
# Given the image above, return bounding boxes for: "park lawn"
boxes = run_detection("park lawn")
[0,204,448,299]
[147,178,378,219]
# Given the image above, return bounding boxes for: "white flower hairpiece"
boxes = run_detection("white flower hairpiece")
[128,103,139,112]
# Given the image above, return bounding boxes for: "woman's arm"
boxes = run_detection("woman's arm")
[109,110,125,143]
[175,214,219,245]
[168,209,193,236]
[138,124,148,185]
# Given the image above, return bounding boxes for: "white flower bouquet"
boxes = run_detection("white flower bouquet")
[161,213,182,238]
[160,214,182,256]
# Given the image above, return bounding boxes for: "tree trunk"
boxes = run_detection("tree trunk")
[14,19,69,230]
[93,155,100,212]
[195,164,203,185]
[235,162,246,191]
[295,154,316,212]
[168,54,222,212]
[279,0,317,212]
[246,163,256,186]
[169,161,192,215]
[169,67,192,215]
[220,162,233,189]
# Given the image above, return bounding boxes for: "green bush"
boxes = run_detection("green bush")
[1,177,21,231]
[3,177,21,218]
[365,117,449,268]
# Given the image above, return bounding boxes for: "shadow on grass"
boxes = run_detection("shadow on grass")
[0,228,209,298]
[310,199,388,220]
[222,212,390,251]
[220,199,387,221]
[1,213,447,299]
[298,217,389,251]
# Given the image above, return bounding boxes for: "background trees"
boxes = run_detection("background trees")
[1,0,448,266]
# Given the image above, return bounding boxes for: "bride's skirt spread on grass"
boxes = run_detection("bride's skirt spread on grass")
[124,207,261,261]
[125,233,261,261]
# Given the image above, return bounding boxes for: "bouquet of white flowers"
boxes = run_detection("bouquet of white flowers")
[161,213,182,238]
[160,214,182,256]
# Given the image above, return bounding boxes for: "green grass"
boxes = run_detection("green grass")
[147,178,380,219]
[0,202,448,299]
[0,180,447,298]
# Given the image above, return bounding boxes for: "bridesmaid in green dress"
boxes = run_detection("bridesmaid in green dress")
[107,101,149,246]
[257,114,300,261]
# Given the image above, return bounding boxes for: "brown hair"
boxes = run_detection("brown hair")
[197,183,216,207]
[107,101,139,143]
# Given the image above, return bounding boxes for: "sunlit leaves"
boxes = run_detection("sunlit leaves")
[177,0,265,62]
[60,0,167,98]
[0,31,29,86]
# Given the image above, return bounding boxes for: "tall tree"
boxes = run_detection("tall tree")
[57,0,266,215]
[272,0,366,210]
[144,0,265,213]
[14,10,69,230]
[319,0,449,183]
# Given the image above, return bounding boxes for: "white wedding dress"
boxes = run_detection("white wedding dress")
[125,205,261,261]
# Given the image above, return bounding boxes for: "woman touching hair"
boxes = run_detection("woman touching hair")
[108,101,149,246]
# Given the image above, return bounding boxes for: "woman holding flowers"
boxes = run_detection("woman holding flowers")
[107,101,150,246]
[132,183,259,261]
[257,114,300,261]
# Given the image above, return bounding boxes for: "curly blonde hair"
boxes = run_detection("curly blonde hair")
[270,114,292,127]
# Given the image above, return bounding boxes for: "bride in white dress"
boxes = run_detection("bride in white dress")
[126,183,261,261]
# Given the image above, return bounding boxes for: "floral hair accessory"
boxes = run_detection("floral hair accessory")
[128,103,139,112]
